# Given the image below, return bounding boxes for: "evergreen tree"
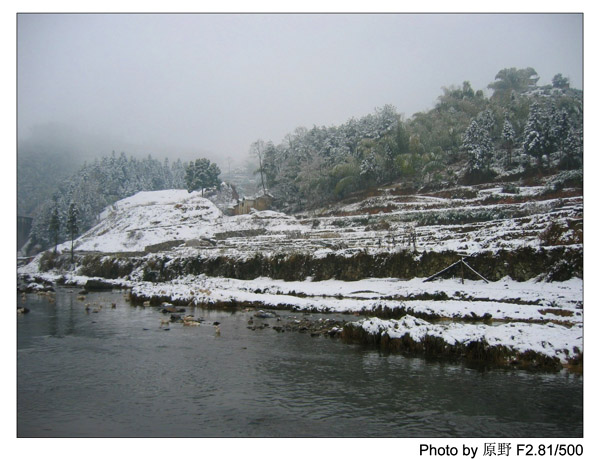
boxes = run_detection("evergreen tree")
[477,109,496,135]
[359,151,379,186]
[48,198,61,254]
[67,201,79,263]
[461,119,493,173]
[548,104,571,165]
[262,142,280,188]
[185,158,221,195]
[563,127,583,170]
[501,115,516,166]
[185,162,195,193]
[522,102,551,168]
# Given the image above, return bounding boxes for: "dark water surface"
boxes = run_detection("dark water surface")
[17,288,583,437]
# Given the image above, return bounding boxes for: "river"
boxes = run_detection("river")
[17,287,583,437]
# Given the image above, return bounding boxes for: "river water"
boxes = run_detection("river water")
[17,288,583,438]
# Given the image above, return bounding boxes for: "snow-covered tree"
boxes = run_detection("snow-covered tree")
[359,152,380,187]
[501,115,516,166]
[370,104,400,139]
[548,104,571,164]
[563,127,583,170]
[523,103,550,166]
[66,201,79,262]
[477,109,496,135]
[185,158,221,195]
[48,198,61,253]
[461,119,493,172]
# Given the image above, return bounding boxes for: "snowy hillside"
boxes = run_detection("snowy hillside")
[55,178,582,263]
[67,190,222,253]
[58,189,303,255]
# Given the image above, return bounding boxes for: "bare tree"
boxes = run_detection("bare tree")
[250,139,267,195]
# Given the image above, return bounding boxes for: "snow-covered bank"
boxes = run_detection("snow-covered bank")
[124,274,582,323]
[22,269,581,368]
[19,270,583,370]
[343,315,582,369]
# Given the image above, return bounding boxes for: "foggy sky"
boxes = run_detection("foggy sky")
[17,13,583,165]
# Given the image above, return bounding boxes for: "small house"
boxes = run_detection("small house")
[228,193,273,215]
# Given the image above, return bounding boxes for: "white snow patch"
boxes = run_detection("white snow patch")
[355,316,581,364]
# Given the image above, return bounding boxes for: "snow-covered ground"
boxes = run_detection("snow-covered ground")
[124,275,583,323]
[71,190,224,252]
[42,184,581,259]
[20,184,583,368]
[352,315,581,365]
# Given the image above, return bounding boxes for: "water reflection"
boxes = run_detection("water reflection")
[17,289,583,437]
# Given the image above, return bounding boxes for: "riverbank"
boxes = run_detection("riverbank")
[18,270,583,373]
